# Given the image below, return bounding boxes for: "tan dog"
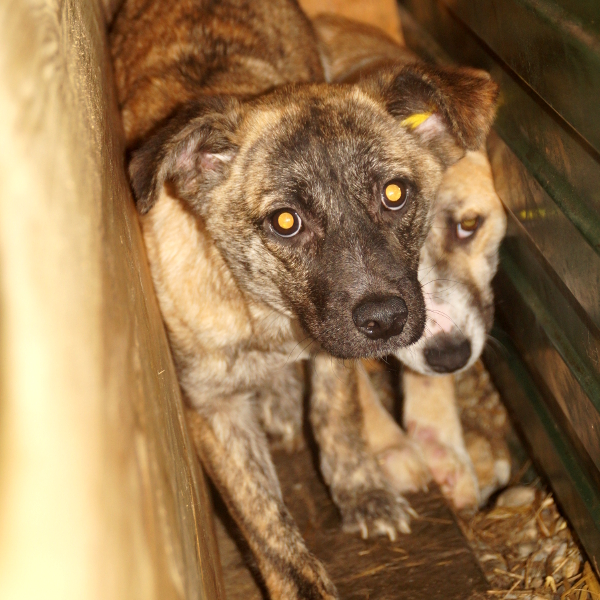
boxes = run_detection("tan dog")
[314,14,508,508]
[111,2,497,597]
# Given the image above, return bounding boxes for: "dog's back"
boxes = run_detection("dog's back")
[111,0,324,145]
[314,13,416,83]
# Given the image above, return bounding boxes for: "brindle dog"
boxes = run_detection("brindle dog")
[110,1,497,597]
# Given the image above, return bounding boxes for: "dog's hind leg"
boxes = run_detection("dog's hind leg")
[186,399,337,600]
[309,356,420,539]
[257,362,305,451]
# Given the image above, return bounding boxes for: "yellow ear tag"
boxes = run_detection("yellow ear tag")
[277,212,295,230]
[400,111,433,130]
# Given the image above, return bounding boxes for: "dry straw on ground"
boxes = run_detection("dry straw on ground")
[455,363,600,600]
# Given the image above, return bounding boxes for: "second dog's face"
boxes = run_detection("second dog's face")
[395,151,506,374]
[130,69,497,359]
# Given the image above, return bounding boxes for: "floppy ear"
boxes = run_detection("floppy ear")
[365,63,498,165]
[128,97,243,214]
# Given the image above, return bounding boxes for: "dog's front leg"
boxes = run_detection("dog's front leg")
[310,355,417,540]
[185,399,337,600]
[403,370,480,509]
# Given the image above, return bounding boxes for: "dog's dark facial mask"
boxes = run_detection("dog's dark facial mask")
[130,65,497,359]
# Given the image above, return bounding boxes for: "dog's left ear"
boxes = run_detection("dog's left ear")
[365,63,498,165]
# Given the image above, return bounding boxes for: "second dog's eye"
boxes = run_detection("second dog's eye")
[271,209,302,237]
[381,180,408,211]
[456,217,481,239]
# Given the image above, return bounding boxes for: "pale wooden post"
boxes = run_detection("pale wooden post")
[0,1,223,599]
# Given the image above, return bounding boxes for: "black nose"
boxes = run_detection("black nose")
[353,296,408,341]
[424,336,471,372]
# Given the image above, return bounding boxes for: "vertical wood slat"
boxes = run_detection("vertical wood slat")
[0,1,223,599]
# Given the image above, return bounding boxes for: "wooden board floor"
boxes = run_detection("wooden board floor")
[215,447,488,600]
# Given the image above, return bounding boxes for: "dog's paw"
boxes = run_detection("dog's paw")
[336,485,417,541]
[376,438,431,494]
[413,429,480,510]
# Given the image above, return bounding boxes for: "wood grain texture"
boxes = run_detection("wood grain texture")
[0,1,223,599]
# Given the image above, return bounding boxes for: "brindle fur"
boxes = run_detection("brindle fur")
[111,2,497,597]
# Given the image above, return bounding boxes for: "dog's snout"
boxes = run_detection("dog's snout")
[353,296,408,341]
[424,335,471,372]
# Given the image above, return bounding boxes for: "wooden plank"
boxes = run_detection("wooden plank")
[484,332,600,576]
[216,448,488,600]
[0,1,223,599]
[495,247,600,474]
[437,0,600,155]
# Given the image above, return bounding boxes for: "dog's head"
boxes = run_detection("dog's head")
[395,151,506,374]
[129,69,497,359]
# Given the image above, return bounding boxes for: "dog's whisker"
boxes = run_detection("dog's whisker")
[484,333,509,358]
[419,277,463,290]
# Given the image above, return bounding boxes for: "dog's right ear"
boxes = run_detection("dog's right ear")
[128,98,243,215]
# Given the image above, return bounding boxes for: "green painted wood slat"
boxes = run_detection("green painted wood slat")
[442,0,600,154]
[484,329,600,575]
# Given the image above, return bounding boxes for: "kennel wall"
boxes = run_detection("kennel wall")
[397,0,600,574]
[0,1,224,599]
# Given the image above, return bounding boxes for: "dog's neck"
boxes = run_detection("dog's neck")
[111,0,324,145]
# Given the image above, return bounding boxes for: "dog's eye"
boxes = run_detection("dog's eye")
[381,180,408,211]
[271,209,302,237]
[456,217,480,239]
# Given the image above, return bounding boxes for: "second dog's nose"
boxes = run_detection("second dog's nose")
[353,296,408,340]
[424,336,471,372]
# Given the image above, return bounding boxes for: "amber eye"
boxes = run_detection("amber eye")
[456,216,481,239]
[271,208,302,237]
[381,180,408,211]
